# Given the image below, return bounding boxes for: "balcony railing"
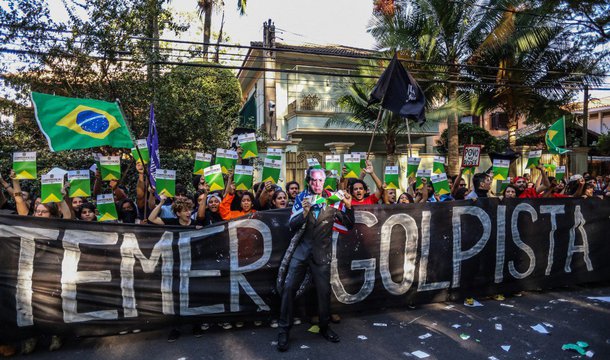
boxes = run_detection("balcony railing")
[287,97,342,115]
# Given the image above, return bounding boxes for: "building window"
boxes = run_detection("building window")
[491,112,508,130]
[460,115,481,127]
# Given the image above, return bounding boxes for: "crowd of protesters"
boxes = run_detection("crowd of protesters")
[1,152,608,356]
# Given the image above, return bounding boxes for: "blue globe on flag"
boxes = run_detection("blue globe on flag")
[76,110,110,134]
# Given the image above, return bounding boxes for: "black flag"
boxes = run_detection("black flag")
[368,53,426,125]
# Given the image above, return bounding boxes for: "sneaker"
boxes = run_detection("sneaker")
[270,319,279,328]
[493,294,505,301]
[193,325,204,338]
[235,322,244,328]
[254,321,263,326]
[320,327,340,343]
[167,329,180,343]
[21,337,37,355]
[514,292,524,297]
[49,335,62,351]
[220,322,232,330]
[293,317,301,325]
[465,297,474,306]
[201,323,210,330]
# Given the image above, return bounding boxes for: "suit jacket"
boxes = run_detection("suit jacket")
[289,202,355,265]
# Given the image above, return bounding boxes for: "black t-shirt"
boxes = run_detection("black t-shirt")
[200,210,223,226]
[161,217,201,226]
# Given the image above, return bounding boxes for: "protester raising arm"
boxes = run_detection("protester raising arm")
[60,182,74,220]
[135,161,147,210]
[9,170,29,216]
[93,169,102,197]
[148,194,168,225]
[363,160,384,200]
[534,164,551,193]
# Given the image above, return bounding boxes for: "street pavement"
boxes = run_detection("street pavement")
[25,283,610,360]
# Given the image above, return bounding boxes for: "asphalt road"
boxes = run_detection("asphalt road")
[23,283,610,360]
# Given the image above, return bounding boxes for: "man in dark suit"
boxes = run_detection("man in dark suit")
[277,167,354,352]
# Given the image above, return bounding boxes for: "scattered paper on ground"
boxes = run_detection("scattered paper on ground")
[501,345,511,352]
[452,324,461,329]
[464,299,484,307]
[587,296,610,303]
[444,305,455,309]
[495,324,503,331]
[418,333,432,339]
[307,325,319,334]
[373,322,388,327]
[410,350,430,358]
[489,357,499,360]
[500,303,515,308]
[460,333,470,340]
[531,324,550,334]
[300,345,309,349]
[357,335,367,340]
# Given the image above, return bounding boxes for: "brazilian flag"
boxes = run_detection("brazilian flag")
[31,92,134,152]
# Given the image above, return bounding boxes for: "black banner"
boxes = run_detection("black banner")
[1,198,609,340]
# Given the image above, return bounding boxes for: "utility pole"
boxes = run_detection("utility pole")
[583,85,589,147]
[263,19,277,139]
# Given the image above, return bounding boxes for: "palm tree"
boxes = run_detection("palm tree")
[197,0,247,61]
[368,0,531,176]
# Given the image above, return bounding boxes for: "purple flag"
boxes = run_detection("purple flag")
[147,104,160,192]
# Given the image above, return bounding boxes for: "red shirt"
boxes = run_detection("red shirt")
[352,193,380,206]
[518,188,541,198]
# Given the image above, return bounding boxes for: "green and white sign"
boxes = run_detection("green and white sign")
[498,178,511,193]
[234,165,254,190]
[352,152,367,168]
[492,159,510,180]
[100,156,121,181]
[433,156,446,174]
[261,158,282,184]
[204,164,225,192]
[416,169,431,189]
[462,167,475,175]
[326,190,345,204]
[343,153,361,179]
[543,163,556,172]
[407,157,421,178]
[67,170,91,198]
[325,155,341,174]
[431,173,451,195]
[266,148,282,161]
[92,152,102,171]
[193,152,213,175]
[131,139,149,165]
[97,194,118,222]
[555,166,566,181]
[324,176,338,191]
[525,150,542,169]
[13,152,37,180]
[307,158,322,169]
[215,148,238,174]
[41,173,64,203]
[238,133,258,159]
[155,169,176,198]
[384,166,400,190]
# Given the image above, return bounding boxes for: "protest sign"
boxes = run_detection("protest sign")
[131,139,149,165]
[344,153,361,179]
[234,165,254,190]
[193,153,212,175]
[155,169,176,197]
[406,157,421,178]
[67,170,91,198]
[266,148,282,161]
[99,156,121,181]
[492,159,510,180]
[384,166,400,190]
[431,173,451,195]
[215,149,238,174]
[238,133,258,159]
[261,158,282,184]
[325,155,341,174]
[433,156,446,174]
[13,152,36,180]
[204,165,225,192]
[526,150,542,169]
[41,174,64,203]
[461,145,481,168]
[96,194,117,221]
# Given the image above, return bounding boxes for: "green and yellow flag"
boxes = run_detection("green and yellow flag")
[433,156,446,174]
[67,170,91,198]
[384,166,400,190]
[343,153,361,179]
[431,173,451,195]
[96,194,118,221]
[266,148,282,161]
[406,157,420,178]
[193,152,212,175]
[325,155,341,174]
[13,152,37,180]
[131,139,149,165]
[234,165,254,190]
[324,176,338,191]
[155,169,176,197]
[415,169,431,189]
[546,117,570,155]
[555,166,566,182]
[238,133,258,159]
[41,174,64,203]
[31,92,133,152]
[492,159,510,180]
[99,156,121,181]
[525,150,542,169]
[204,164,225,192]
[261,158,282,184]
[215,148,238,174]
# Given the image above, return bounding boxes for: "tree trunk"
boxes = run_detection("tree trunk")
[202,0,212,61]
[447,83,460,176]
[214,10,225,63]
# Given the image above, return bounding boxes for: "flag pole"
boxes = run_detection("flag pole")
[366,106,384,160]
[405,117,413,158]
[116,99,151,221]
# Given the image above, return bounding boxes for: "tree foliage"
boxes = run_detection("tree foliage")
[436,123,507,155]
